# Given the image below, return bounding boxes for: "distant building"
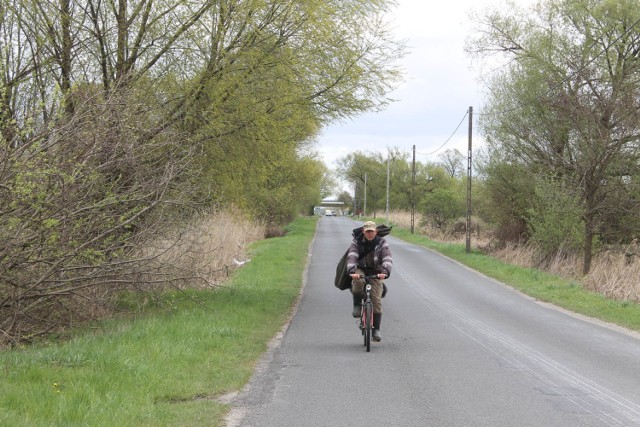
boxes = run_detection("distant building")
[314,200,347,216]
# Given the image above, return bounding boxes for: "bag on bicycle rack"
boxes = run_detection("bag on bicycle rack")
[334,250,351,290]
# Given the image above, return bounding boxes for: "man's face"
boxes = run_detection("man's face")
[364,229,377,241]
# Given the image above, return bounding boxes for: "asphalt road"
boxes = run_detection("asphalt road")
[228,217,640,427]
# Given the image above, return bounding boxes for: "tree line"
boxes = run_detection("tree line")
[0,0,404,345]
[336,147,472,231]
[338,0,640,279]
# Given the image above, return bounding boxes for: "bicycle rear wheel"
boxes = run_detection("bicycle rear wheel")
[364,302,372,352]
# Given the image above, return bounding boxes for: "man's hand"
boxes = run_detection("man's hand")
[377,273,387,280]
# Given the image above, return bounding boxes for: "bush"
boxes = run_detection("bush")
[0,90,196,346]
[527,177,585,262]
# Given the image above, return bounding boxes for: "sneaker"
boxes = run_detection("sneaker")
[372,329,382,342]
[352,305,361,318]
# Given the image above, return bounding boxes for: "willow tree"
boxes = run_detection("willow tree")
[336,148,410,217]
[178,0,405,222]
[468,0,640,274]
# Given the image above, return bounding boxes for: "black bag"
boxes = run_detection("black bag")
[334,250,351,290]
[351,224,392,240]
[376,224,392,237]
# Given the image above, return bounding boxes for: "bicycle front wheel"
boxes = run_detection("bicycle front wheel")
[364,302,372,352]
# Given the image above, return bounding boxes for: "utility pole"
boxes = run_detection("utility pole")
[411,145,416,234]
[364,172,367,217]
[385,154,390,225]
[353,181,357,217]
[466,106,473,253]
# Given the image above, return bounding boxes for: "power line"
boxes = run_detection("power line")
[415,110,469,157]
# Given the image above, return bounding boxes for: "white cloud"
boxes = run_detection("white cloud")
[317,0,535,171]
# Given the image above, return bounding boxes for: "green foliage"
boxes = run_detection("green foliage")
[420,187,465,230]
[336,148,475,222]
[597,175,640,242]
[387,151,414,210]
[468,0,640,272]
[336,148,414,215]
[336,151,385,214]
[1,0,405,343]
[337,191,354,213]
[171,0,404,224]
[416,164,469,230]
[480,157,536,241]
[527,177,585,256]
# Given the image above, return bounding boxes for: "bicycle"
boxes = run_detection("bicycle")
[357,275,377,352]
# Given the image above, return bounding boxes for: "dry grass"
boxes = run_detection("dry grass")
[583,252,640,302]
[387,210,640,303]
[386,210,491,245]
[385,210,413,229]
[491,242,582,276]
[491,243,640,302]
[142,208,265,288]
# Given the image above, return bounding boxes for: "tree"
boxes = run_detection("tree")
[173,0,405,222]
[420,188,465,230]
[385,147,412,211]
[320,169,339,200]
[336,151,385,216]
[0,0,406,344]
[336,148,410,217]
[0,88,195,344]
[527,176,585,262]
[468,0,640,273]
[476,153,534,242]
[438,149,466,178]
[417,164,464,230]
[337,191,354,214]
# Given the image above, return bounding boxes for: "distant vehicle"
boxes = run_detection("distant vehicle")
[325,210,333,216]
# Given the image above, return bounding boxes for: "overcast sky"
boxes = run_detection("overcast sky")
[317,0,535,176]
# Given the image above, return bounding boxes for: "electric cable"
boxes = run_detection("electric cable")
[415,110,469,157]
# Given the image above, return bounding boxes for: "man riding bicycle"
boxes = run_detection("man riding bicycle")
[347,221,393,342]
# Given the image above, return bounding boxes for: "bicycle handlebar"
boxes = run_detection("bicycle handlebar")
[358,274,387,280]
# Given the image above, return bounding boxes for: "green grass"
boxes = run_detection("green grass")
[3,215,640,426]
[0,216,318,427]
[391,226,640,331]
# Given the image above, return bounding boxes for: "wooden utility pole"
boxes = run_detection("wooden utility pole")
[411,145,416,233]
[364,173,367,217]
[353,181,358,217]
[466,106,473,253]
[385,155,390,225]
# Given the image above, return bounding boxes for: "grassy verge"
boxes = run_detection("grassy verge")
[0,216,318,427]
[391,226,640,332]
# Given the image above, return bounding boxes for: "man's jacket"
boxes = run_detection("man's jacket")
[346,234,393,278]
